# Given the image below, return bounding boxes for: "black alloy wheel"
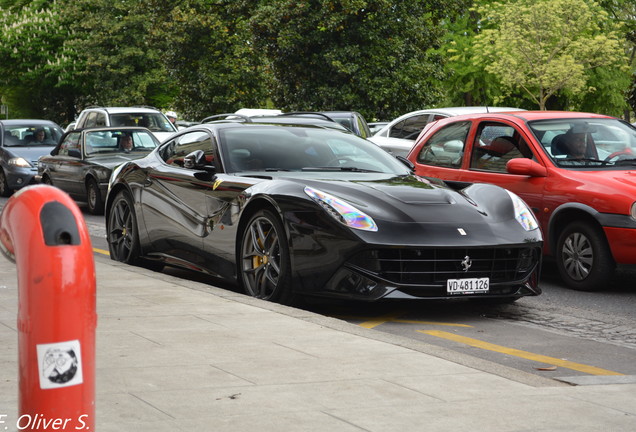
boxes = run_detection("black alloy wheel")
[107,190,141,265]
[556,221,614,291]
[86,178,104,215]
[239,209,294,304]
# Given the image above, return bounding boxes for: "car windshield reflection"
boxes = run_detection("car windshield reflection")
[529,118,636,168]
[219,127,411,174]
[84,130,158,156]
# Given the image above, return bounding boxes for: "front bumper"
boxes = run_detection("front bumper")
[316,245,543,301]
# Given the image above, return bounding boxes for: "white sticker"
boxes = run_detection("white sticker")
[36,340,83,389]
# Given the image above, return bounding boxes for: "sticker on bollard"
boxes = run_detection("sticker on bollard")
[37,340,84,389]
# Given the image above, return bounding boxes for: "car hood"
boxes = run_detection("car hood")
[276,174,512,225]
[555,168,636,195]
[88,152,152,168]
[4,145,56,161]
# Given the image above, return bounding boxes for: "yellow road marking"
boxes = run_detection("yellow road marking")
[357,312,473,329]
[394,319,472,328]
[93,248,109,256]
[359,312,406,329]
[421,330,623,376]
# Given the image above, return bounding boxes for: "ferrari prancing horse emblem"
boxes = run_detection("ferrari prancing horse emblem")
[461,256,472,272]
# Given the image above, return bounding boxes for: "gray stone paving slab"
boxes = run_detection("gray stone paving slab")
[1,255,636,431]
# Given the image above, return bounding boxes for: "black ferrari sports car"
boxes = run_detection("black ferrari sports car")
[105,122,542,304]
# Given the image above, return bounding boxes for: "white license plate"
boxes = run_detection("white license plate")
[447,277,490,294]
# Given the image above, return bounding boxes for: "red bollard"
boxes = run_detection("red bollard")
[0,185,96,431]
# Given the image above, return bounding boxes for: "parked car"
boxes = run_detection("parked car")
[369,107,525,158]
[105,122,542,305]
[368,121,389,135]
[38,127,159,214]
[407,110,636,291]
[201,112,350,132]
[72,106,177,141]
[281,111,373,138]
[0,119,64,196]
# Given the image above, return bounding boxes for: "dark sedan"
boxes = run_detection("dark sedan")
[0,119,64,196]
[105,122,542,305]
[38,127,159,214]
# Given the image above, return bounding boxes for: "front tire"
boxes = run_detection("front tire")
[107,190,141,265]
[86,178,104,215]
[556,221,615,291]
[0,170,12,197]
[239,209,294,304]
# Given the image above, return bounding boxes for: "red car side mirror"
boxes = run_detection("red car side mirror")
[506,158,547,177]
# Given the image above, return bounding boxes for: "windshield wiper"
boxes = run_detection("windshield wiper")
[301,166,380,173]
[559,157,608,165]
[612,158,636,166]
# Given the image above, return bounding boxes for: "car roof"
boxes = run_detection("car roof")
[199,113,351,131]
[82,106,164,114]
[70,126,156,133]
[396,106,526,118]
[0,119,62,126]
[438,110,614,122]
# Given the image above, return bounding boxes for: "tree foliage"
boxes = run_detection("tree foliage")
[248,0,457,121]
[154,1,270,121]
[0,0,634,124]
[473,0,630,111]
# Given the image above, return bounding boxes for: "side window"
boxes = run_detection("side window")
[470,123,533,172]
[84,112,98,128]
[95,113,107,127]
[160,131,215,167]
[415,121,470,168]
[58,132,81,156]
[389,114,431,140]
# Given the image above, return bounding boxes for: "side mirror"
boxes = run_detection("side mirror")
[506,158,547,177]
[184,149,216,181]
[396,155,415,171]
[68,149,81,158]
[184,149,209,170]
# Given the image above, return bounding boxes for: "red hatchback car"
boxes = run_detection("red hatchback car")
[407,111,636,291]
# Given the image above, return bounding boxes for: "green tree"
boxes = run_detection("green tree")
[434,5,533,109]
[472,0,630,111]
[154,0,270,121]
[61,0,176,111]
[248,0,457,121]
[0,0,80,122]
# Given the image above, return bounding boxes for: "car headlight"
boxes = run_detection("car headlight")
[506,190,539,231]
[9,157,31,168]
[304,186,378,232]
[631,202,636,221]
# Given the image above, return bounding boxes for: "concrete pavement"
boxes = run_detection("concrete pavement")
[1,254,635,431]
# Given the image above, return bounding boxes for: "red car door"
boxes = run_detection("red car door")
[410,119,549,230]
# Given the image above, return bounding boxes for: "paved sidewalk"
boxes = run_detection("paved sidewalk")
[1,254,635,431]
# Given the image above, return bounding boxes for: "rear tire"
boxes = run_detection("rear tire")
[86,178,104,215]
[556,221,614,291]
[107,190,141,265]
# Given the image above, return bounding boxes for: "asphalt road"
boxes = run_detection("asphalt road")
[3,196,635,385]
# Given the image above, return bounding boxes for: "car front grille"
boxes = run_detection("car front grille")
[348,246,539,286]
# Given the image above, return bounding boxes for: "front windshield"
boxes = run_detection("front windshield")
[110,112,176,132]
[84,130,159,156]
[529,118,636,168]
[220,126,411,174]
[2,124,63,147]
